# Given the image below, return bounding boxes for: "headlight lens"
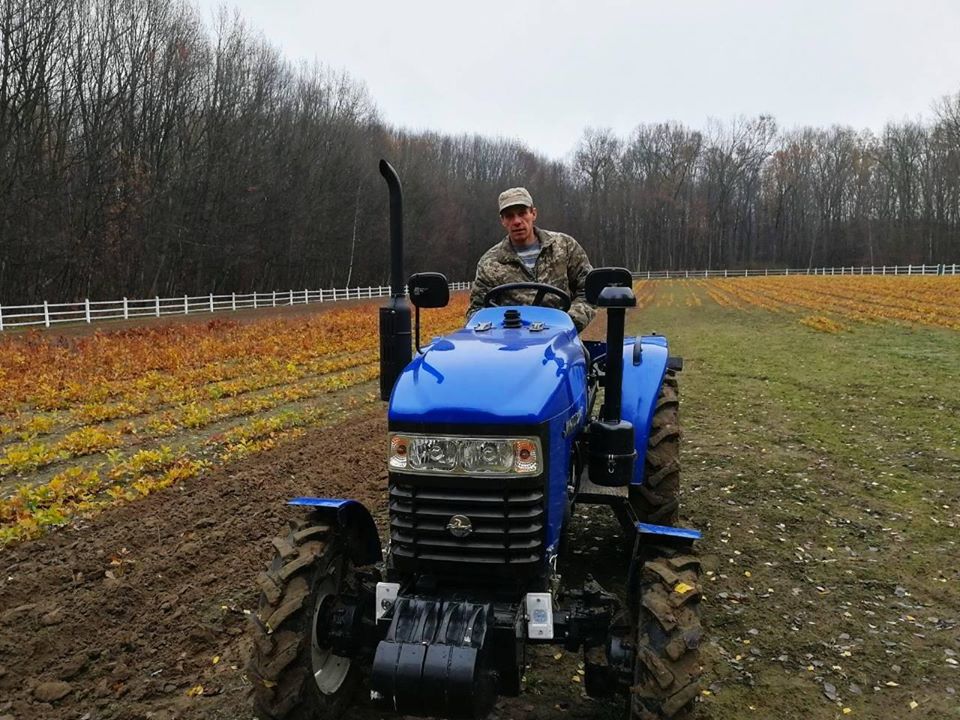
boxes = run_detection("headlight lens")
[388,433,541,476]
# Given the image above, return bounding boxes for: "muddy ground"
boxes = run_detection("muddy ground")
[0,407,628,720]
[1,284,959,720]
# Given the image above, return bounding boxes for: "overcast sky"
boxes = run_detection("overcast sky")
[193,0,960,160]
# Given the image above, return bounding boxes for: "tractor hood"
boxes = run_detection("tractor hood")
[388,306,588,425]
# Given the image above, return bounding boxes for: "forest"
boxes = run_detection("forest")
[2,0,960,303]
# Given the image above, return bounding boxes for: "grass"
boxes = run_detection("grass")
[634,281,960,719]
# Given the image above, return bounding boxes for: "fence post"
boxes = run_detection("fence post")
[210,293,214,312]
[184,295,189,314]
[908,264,912,275]
[231,292,236,311]
[44,301,50,328]
[272,290,276,307]
[85,298,91,323]
[289,289,294,305]
[253,292,258,309]
[155,296,161,317]
[304,289,309,304]
[123,297,129,319]
[0,304,4,331]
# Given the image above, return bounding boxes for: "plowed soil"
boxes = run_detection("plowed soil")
[0,410,382,719]
[1,297,618,720]
[0,408,622,720]
[4,281,959,720]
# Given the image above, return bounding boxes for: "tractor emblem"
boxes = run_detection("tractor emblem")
[446,515,473,538]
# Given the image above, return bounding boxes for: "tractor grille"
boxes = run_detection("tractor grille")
[389,479,545,569]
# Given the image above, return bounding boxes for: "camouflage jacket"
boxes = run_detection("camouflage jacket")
[466,228,596,332]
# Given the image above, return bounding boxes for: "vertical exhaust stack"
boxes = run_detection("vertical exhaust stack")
[588,285,637,487]
[378,160,412,401]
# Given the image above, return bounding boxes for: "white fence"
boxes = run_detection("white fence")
[2,264,958,331]
[636,263,959,280]
[0,282,472,331]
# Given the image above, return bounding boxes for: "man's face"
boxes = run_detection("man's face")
[500,205,538,246]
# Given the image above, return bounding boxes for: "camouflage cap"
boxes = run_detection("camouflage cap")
[498,187,534,213]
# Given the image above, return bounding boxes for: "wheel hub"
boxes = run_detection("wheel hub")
[311,577,351,695]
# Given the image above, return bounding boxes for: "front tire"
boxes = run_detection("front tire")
[630,546,702,719]
[247,515,367,719]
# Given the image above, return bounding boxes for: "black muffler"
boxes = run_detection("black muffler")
[588,285,638,486]
[378,159,412,401]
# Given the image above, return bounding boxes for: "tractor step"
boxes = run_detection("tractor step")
[577,473,628,504]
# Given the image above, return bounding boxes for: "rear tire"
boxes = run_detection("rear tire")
[630,546,702,719]
[246,515,368,719]
[630,370,680,525]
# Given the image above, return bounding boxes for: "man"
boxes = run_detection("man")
[466,187,596,332]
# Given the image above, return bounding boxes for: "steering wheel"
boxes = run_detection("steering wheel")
[483,282,572,311]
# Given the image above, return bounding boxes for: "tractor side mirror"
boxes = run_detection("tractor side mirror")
[408,272,450,309]
[585,267,633,305]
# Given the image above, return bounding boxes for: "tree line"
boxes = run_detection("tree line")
[2,0,959,303]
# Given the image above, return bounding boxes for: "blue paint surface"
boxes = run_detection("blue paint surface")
[619,337,670,486]
[385,303,677,555]
[636,522,702,541]
[389,306,587,425]
[287,497,353,509]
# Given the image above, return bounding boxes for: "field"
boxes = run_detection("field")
[0,299,469,544]
[0,276,958,720]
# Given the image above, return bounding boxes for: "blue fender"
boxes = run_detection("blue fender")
[636,522,701,543]
[587,336,673,486]
[287,497,382,566]
[620,336,670,486]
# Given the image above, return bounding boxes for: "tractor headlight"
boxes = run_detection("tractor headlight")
[388,433,541,476]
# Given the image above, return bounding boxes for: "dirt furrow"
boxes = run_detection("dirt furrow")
[0,410,390,720]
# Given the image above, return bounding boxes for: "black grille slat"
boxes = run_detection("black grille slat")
[390,501,543,521]
[389,479,545,569]
[391,530,541,551]
[390,518,543,538]
[391,546,540,565]
[390,485,542,505]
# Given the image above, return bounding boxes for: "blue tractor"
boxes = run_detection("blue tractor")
[246,161,702,719]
